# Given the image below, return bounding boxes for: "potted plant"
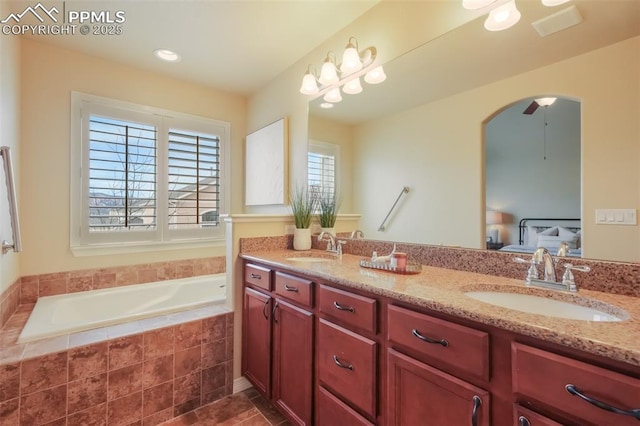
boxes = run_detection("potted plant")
[290,186,314,250]
[316,190,340,235]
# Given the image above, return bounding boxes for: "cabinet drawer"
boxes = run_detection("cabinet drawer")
[275,271,313,308]
[512,342,640,426]
[318,319,377,418]
[387,304,489,381]
[514,405,563,426]
[317,386,374,426]
[245,263,272,291]
[319,285,377,334]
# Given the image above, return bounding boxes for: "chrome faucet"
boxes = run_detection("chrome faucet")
[514,247,590,292]
[350,229,364,239]
[318,231,346,256]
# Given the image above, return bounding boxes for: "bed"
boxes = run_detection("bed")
[499,217,582,258]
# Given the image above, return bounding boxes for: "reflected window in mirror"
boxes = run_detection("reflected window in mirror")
[308,140,339,202]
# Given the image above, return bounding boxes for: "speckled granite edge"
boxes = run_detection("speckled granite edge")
[239,249,640,367]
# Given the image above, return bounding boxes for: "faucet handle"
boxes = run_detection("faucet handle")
[336,240,347,255]
[514,257,539,283]
[561,263,591,292]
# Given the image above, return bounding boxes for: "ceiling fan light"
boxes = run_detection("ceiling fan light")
[541,0,570,6]
[340,40,363,75]
[299,71,319,95]
[324,88,343,103]
[319,57,339,85]
[536,97,557,106]
[462,0,498,10]
[343,77,363,95]
[364,66,386,84]
[484,0,521,31]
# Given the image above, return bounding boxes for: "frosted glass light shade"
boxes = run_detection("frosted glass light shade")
[299,72,319,95]
[484,0,521,31]
[541,0,570,5]
[319,60,339,85]
[343,77,363,94]
[535,97,557,106]
[462,0,498,10]
[340,45,363,75]
[323,88,342,103]
[364,66,386,84]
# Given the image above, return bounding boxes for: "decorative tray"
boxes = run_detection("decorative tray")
[359,259,422,275]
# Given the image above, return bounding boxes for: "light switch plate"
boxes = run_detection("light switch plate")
[595,209,637,225]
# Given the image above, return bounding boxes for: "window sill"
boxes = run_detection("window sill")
[71,238,225,257]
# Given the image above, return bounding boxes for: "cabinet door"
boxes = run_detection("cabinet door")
[272,299,314,426]
[387,348,490,426]
[242,286,272,397]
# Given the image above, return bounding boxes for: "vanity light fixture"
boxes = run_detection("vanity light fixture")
[535,97,557,106]
[484,0,521,31]
[541,0,570,6]
[299,36,386,103]
[462,0,498,10]
[320,102,334,109]
[154,48,181,62]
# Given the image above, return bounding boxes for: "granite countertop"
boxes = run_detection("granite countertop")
[240,250,640,368]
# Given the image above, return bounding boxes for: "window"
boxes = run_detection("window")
[308,140,338,201]
[71,92,230,253]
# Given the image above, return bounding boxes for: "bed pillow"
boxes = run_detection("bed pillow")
[525,226,558,247]
[557,226,581,249]
[536,235,566,250]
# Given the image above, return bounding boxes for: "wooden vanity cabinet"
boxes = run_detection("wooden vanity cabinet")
[242,264,314,426]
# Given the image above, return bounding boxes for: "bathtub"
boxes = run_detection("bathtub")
[18,273,227,343]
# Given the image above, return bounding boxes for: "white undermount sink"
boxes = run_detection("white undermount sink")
[465,291,628,322]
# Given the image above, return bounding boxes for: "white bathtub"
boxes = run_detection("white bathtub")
[18,273,227,343]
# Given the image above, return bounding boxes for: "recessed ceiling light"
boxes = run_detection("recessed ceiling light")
[154,49,181,62]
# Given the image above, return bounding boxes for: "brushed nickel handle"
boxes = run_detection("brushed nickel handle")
[262,299,270,320]
[471,395,482,426]
[518,416,531,426]
[272,302,279,324]
[332,355,353,371]
[250,273,261,279]
[284,284,298,292]
[412,329,448,347]
[333,301,355,313]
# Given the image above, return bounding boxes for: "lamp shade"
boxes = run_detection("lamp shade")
[462,0,498,10]
[486,211,504,225]
[343,77,363,94]
[323,88,342,103]
[340,43,363,75]
[484,0,521,31]
[319,59,339,85]
[535,97,557,107]
[364,66,386,84]
[299,72,319,95]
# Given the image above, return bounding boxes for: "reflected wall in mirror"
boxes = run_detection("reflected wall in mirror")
[486,97,582,258]
[307,1,640,263]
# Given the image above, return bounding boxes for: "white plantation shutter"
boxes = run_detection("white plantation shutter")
[308,140,338,201]
[168,129,221,229]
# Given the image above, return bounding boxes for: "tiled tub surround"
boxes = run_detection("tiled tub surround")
[0,309,234,425]
[0,278,20,328]
[239,249,640,367]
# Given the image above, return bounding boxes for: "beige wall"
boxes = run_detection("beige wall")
[19,39,247,276]
[246,1,482,215]
[0,12,21,293]
[351,36,640,262]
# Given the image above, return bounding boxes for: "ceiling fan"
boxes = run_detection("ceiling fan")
[523,97,557,114]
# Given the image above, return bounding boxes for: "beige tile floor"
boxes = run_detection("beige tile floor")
[160,388,291,426]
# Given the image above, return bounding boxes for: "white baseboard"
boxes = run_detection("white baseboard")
[233,376,253,393]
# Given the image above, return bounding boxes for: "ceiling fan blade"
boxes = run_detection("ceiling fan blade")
[523,101,539,115]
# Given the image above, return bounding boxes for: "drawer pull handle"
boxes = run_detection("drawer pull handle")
[250,273,262,280]
[566,384,640,420]
[262,299,270,320]
[333,301,355,313]
[284,284,299,292]
[471,395,482,426]
[332,355,354,371]
[412,329,449,347]
[518,416,531,426]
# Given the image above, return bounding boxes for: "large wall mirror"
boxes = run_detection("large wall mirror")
[307,1,640,263]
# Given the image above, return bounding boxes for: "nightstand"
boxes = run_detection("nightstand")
[486,242,504,250]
